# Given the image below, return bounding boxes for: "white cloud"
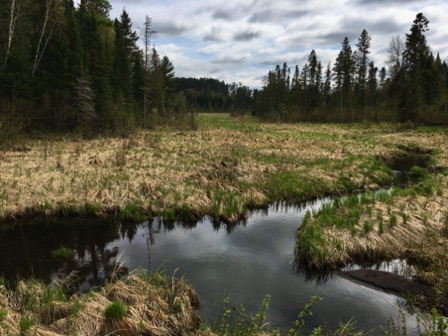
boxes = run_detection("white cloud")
[110,0,448,89]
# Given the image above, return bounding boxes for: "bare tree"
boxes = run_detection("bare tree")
[142,15,156,127]
[387,35,404,78]
[32,0,55,76]
[143,15,153,69]
[4,0,20,67]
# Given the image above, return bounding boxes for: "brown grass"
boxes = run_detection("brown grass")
[0,271,202,336]
[3,114,443,223]
[299,171,448,292]
[324,186,447,261]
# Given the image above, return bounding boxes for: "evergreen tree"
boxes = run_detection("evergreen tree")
[160,56,175,110]
[400,12,431,122]
[322,62,332,119]
[333,37,355,118]
[112,9,139,104]
[367,61,378,106]
[355,29,371,109]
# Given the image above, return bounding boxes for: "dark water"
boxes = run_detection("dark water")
[383,152,431,185]
[0,199,417,334]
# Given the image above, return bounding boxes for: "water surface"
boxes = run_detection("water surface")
[0,199,417,334]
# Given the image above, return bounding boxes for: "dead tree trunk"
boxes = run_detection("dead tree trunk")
[5,0,20,67]
[32,0,54,76]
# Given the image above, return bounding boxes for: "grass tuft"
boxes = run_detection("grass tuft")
[19,315,35,333]
[104,299,126,322]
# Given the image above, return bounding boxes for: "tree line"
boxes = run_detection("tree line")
[0,0,188,140]
[254,13,448,124]
[174,77,253,114]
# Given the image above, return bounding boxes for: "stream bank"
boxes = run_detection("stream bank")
[295,149,448,316]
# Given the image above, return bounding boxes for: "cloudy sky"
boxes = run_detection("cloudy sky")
[108,0,448,88]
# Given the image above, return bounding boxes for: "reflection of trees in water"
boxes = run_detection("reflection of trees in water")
[0,217,142,288]
[293,259,337,286]
[0,214,252,287]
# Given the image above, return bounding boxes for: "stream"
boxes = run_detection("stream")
[0,199,419,334]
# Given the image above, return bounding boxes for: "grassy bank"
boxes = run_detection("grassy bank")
[2,274,446,336]
[2,114,438,224]
[0,270,201,335]
[295,168,448,301]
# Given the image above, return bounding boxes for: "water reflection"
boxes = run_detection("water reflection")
[0,200,418,333]
[0,217,137,290]
[342,259,417,279]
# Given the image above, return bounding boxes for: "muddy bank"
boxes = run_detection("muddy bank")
[339,269,448,315]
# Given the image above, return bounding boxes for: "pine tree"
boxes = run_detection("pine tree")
[367,61,378,106]
[333,37,355,117]
[355,29,371,108]
[400,12,431,122]
[161,55,175,111]
[322,62,332,120]
[112,9,138,104]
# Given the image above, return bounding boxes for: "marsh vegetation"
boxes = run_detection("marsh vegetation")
[1,114,448,334]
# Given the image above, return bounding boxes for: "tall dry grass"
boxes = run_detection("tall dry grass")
[0,271,201,335]
[4,115,447,223]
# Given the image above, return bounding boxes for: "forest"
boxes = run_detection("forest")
[0,1,447,142]
[254,13,448,124]
[0,0,254,145]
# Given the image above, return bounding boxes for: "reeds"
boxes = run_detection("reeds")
[1,114,448,225]
[0,270,201,335]
[0,114,448,226]
[295,171,448,294]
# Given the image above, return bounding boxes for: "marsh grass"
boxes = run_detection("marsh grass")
[296,169,448,296]
[4,114,440,224]
[19,315,35,333]
[0,268,447,335]
[0,270,201,335]
[104,299,126,322]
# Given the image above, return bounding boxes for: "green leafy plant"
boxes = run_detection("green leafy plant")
[288,295,323,336]
[213,294,272,336]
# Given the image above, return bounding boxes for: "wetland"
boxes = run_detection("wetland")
[1,114,448,334]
